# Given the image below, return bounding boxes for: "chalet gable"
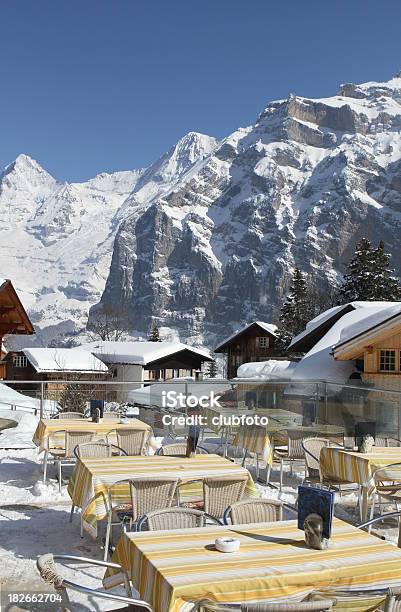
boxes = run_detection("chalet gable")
[332,303,401,361]
[214,321,277,353]
[0,279,34,338]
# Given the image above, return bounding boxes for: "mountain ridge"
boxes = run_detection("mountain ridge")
[0,132,217,347]
[95,71,401,347]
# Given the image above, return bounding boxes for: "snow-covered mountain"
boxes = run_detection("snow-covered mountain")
[95,71,401,346]
[0,133,216,347]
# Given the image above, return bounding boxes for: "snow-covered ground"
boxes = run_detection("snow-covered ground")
[0,437,399,610]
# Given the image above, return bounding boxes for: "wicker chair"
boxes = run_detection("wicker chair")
[70,440,111,522]
[44,430,95,492]
[302,437,356,487]
[103,411,123,421]
[156,443,209,456]
[52,411,86,419]
[179,476,248,522]
[274,429,310,491]
[197,600,333,612]
[36,553,153,611]
[223,499,283,525]
[384,586,401,611]
[104,476,178,559]
[369,462,401,520]
[375,436,401,448]
[115,428,149,456]
[74,440,112,459]
[137,507,206,531]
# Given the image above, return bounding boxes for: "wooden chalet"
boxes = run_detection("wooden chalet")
[214,321,277,379]
[0,279,34,379]
[4,347,110,400]
[332,304,401,391]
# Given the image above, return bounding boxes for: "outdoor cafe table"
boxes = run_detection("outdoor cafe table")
[68,453,258,537]
[320,446,401,521]
[105,518,401,612]
[32,417,151,452]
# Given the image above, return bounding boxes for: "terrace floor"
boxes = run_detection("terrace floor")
[0,440,399,611]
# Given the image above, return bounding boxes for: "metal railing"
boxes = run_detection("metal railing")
[0,377,400,442]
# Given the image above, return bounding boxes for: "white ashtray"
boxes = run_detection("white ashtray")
[215,537,240,553]
[119,418,129,424]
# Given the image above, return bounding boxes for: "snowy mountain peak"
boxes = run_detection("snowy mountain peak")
[114,131,219,222]
[2,153,56,183]
[173,131,218,163]
[150,131,218,182]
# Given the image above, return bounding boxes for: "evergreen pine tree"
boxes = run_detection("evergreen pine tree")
[205,359,218,378]
[276,268,313,348]
[372,240,401,300]
[339,238,401,302]
[148,322,162,342]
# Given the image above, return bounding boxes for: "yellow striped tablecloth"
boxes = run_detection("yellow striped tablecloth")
[106,518,401,612]
[269,423,345,444]
[233,425,273,466]
[68,454,258,536]
[320,446,401,492]
[32,418,151,452]
[320,446,401,521]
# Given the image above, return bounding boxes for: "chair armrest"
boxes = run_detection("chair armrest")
[111,444,128,456]
[358,510,401,531]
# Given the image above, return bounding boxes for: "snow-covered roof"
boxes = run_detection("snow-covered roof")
[290,303,399,386]
[215,321,277,352]
[289,301,398,351]
[334,302,401,349]
[235,360,296,381]
[289,304,350,349]
[80,341,212,365]
[233,303,401,389]
[22,348,109,373]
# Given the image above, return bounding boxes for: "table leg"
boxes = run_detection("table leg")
[361,486,369,522]
[43,450,48,483]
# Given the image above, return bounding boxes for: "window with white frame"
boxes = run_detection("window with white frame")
[379,350,396,372]
[257,336,269,348]
[13,355,28,368]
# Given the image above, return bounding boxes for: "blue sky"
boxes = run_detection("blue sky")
[1,0,401,181]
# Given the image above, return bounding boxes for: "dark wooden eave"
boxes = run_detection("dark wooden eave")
[289,304,355,353]
[145,348,213,369]
[0,279,34,336]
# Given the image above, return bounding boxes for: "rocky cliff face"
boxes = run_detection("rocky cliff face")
[0,133,215,346]
[96,72,401,345]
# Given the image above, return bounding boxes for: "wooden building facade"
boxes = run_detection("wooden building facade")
[214,321,277,379]
[332,309,401,392]
[0,279,34,379]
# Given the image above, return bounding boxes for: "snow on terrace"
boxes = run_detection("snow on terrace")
[0,383,56,448]
[80,340,211,365]
[23,347,109,373]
